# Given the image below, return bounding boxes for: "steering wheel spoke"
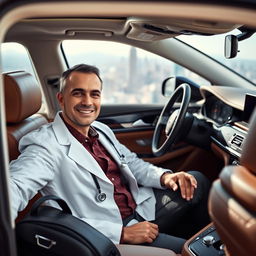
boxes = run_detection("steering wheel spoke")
[158,115,169,125]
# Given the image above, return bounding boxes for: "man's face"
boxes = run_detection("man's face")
[57,71,102,135]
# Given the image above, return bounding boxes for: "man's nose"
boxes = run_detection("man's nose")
[81,94,92,105]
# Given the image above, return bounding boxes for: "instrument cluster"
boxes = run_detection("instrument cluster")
[202,96,233,125]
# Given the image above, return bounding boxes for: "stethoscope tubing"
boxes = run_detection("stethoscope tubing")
[90,126,127,202]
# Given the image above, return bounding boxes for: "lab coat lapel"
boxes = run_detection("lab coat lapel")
[68,140,109,182]
[52,113,110,183]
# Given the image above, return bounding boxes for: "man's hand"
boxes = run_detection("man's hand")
[160,171,197,200]
[122,221,159,244]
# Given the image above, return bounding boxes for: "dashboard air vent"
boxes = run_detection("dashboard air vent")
[231,134,244,148]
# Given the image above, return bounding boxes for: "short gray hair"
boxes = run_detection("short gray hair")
[59,64,103,92]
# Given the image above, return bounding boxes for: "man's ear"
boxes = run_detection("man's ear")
[56,92,63,106]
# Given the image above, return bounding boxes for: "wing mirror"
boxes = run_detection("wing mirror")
[162,77,177,97]
[162,76,202,102]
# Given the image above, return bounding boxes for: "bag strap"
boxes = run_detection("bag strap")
[30,195,72,216]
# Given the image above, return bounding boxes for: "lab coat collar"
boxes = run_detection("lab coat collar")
[52,112,110,183]
[52,112,71,145]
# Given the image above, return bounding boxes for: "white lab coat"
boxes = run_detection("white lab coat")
[10,112,170,244]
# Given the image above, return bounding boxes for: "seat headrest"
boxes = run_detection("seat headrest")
[4,71,42,123]
[241,109,256,175]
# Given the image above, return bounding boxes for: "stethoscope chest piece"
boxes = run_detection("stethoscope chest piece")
[96,192,107,202]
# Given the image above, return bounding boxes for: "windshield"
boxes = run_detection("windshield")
[178,29,256,85]
[62,40,209,105]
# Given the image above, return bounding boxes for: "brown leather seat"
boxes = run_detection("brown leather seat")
[116,245,178,256]
[4,70,48,221]
[4,70,48,161]
[209,110,256,256]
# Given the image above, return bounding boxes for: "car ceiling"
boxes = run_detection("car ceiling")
[4,17,241,42]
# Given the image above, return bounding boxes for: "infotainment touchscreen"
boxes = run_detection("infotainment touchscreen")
[243,93,256,123]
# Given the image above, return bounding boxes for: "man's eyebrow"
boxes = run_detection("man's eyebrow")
[71,88,84,93]
[71,88,101,93]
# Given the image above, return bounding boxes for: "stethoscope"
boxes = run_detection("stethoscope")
[90,127,128,202]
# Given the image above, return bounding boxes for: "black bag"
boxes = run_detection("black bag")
[16,195,121,256]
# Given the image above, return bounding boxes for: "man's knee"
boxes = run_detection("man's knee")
[188,170,210,203]
[188,170,210,187]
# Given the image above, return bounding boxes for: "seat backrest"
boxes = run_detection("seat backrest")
[4,71,47,222]
[209,110,256,256]
[4,71,48,161]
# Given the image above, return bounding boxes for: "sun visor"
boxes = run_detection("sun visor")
[126,19,241,42]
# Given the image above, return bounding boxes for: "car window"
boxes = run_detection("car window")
[62,40,210,105]
[1,42,47,112]
[1,42,36,75]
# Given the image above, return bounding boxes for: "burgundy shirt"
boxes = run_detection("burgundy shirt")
[62,117,136,219]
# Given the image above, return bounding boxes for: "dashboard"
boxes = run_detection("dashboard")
[199,86,256,163]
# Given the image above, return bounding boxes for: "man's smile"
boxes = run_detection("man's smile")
[77,109,94,114]
[75,105,95,115]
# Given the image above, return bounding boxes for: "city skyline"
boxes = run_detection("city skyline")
[2,42,256,105]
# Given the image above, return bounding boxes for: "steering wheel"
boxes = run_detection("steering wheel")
[152,83,191,157]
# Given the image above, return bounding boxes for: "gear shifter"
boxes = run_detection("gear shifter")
[203,235,215,246]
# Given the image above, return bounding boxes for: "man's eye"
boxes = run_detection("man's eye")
[72,91,82,97]
[92,92,101,98]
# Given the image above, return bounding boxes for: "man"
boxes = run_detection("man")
[10,64,210,253]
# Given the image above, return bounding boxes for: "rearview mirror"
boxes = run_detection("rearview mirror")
[224,35,238,59]
[225,29,255,59]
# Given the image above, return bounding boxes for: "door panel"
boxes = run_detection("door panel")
[98,103,206,171]
[99,104,162,129]
[115,129,154,156]
[98,104,162,157]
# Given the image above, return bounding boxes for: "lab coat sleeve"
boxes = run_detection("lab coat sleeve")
[119,143,172,188]
[9,132,56,220]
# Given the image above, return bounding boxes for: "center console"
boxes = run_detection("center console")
[182,223,226,256]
